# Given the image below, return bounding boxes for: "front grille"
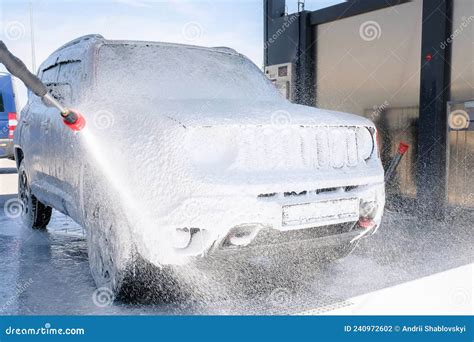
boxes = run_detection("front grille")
[258,185,360,199]
[284,191,307,197]
[235,126,363,171]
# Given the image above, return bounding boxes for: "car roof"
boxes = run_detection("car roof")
[39,35,242,77]
[54,34,239,57]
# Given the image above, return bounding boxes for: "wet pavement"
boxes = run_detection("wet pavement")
[0,160,472,315]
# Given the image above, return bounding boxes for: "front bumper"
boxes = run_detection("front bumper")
[136,182,385,265]
[0,139,13,158]
[210,228,364,262]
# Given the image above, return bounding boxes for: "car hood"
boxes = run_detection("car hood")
[147,99,374,128]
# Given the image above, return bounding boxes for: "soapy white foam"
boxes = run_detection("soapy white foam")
[63,40,384,267]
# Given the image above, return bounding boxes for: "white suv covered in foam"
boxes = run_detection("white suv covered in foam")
[14,35,385,297]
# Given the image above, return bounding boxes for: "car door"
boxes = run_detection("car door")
[46,59,84,219]
[24,63,63,209]
[0,84,8,156]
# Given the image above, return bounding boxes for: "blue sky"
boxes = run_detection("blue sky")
[0,0,344,106]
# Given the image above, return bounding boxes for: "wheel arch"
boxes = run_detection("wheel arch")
[14,146,24,169]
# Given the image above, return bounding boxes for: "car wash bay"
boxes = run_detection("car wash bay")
[264,0,474,218]
[0,157,471,314]
[0,0,472,315]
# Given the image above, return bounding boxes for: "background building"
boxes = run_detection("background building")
[264,0,474,217]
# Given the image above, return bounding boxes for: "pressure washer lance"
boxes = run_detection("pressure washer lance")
[384,142,410,183]
[0,40,85,132]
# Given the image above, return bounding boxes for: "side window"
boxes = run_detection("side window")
[47,83,72,104]
[41,65,59,84]
[57,61,82,104]
[58,61,82,83]
[38,65,60,110]
[38,61,81,106]
[0,93,4,112]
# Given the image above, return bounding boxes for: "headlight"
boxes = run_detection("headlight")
[185,128,237,170]
[357,127,375,160]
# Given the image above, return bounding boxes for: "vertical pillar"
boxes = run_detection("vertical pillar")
[417,0,453,218]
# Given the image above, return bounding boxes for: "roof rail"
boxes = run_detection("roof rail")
[211,46,238,54]
[53,34,105,53]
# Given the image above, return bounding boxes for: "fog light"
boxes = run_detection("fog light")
[359,200,378,219]
[173,228,192,249]
[226,225,259,247]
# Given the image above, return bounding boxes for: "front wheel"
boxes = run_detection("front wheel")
[18,160,52,229]
[82,164,182,303]
[85,198,183,303]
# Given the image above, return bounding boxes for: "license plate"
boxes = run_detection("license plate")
[282,198,359,229]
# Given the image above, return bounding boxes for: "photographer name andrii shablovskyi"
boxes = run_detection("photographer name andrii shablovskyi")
[402,325,467,333]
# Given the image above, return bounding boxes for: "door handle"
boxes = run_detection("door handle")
[21,118,30,126]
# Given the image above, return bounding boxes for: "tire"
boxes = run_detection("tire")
[18,160,52,229]
[82,165,135,297]
[82,164,182,303]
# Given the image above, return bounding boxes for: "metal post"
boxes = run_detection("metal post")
[293,10,315,106]
[263,0,286,67]
[29,1,36,73]
[416,0,453,219]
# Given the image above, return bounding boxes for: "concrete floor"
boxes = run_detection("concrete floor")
[0,159,472,315]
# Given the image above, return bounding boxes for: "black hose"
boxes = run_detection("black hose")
[384,154,403,183]
[0,41,85,131]
[0,40,48,98]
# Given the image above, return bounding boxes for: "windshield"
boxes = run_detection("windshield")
[95,43,280,101]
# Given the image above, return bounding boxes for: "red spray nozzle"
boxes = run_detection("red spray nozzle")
[398,142,410,155]
[62,109,86,132]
